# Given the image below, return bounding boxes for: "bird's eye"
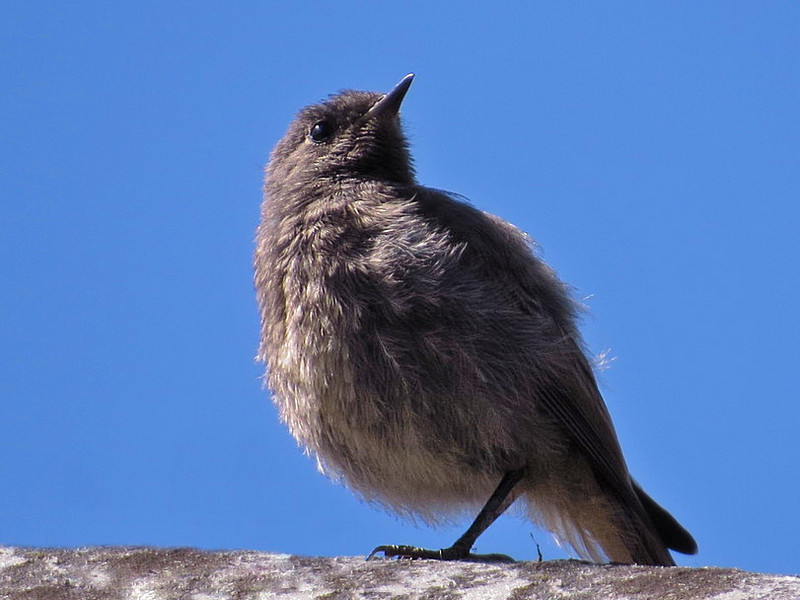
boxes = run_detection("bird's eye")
[309,121,333,143]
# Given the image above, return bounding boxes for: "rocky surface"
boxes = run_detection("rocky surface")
[1,546,798,599]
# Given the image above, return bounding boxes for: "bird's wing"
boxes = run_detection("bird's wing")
[415,188,633,496]
[536,348,632,495]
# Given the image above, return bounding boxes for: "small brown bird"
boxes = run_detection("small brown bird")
[254,74,697,565]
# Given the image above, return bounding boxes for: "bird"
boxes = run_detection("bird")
[254,74,697,565]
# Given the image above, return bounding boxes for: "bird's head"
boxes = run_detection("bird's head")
[267,74,416,192]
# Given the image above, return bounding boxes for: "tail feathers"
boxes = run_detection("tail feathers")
[525,480,695,566]
[600,479,698,566]
[607,496,677,566]
[632,480,698,555]
[526,489,675,566]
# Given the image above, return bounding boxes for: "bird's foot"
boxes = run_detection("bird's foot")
[367,544,515,563]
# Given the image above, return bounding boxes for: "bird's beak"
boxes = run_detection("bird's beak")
[366,73,415,119]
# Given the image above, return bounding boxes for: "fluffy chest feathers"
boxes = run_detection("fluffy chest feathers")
[255,184,463,457]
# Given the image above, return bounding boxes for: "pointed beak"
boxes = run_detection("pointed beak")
[366,73,415,119]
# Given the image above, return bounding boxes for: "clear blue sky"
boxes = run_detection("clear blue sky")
[2,2,798,576]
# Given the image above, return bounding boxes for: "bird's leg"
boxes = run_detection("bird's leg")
[367,467,526,562]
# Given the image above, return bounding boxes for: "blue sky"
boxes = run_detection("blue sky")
[2,2,798,576]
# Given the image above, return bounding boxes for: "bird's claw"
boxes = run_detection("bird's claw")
[367,544,515,563]
[367,544,437,560]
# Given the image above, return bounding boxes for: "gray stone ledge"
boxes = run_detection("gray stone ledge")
[1,546,798,599]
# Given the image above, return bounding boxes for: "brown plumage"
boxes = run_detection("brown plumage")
[254,74,696,565]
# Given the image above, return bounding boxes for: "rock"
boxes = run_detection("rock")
[1,546,798,599]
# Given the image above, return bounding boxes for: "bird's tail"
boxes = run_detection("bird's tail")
[523,477,696,566]
[631,480,697,556]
